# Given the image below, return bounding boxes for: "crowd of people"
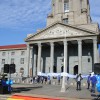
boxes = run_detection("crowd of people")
[30,72,99,94]
[76,72,98,93]
[31,75,61,85]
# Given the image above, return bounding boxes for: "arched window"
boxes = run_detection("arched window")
[64,0,69,12]
[20,67,24,75]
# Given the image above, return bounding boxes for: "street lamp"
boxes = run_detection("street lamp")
[61,40,67,92]
[60,53,66,92]
[61,67,66,92]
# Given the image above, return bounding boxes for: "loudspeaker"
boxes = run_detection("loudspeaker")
[9,64,15,73]
[4,64,16,73]
[94,63,100,74]
[4,64,9,73]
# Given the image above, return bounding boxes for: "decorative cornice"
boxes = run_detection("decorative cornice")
[25,22,98,42]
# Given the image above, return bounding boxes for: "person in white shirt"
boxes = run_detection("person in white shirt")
[76,73,83,91]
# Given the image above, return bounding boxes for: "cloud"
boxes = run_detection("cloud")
[0,0,100,30]
[90,0,100,25]
[0,0,51,29]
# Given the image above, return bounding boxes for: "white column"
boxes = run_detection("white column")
[37,43,42,73]
[50,42,54,73]
[64,40,68,73]
[32,46,37,76]
[61,40,68,92]
[31,46,34,77]
[33,46,37,76]
[26,44,30,77]
[97,44,100,63]
[93,39,97,63]
[78,40,82,74]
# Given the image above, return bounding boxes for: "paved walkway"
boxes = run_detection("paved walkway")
[10,84,99,100]
[0,84,99,100]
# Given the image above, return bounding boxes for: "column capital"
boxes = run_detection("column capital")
[93,38,97,44]
[50,42,54,46]
[78,40,82,45]
[38,42,41,47]
[26,43,30,47]
[63,40,68,45]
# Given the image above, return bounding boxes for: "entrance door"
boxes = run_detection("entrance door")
[74,65,78,75]
[61,66,63,72]
[53,66,57,73]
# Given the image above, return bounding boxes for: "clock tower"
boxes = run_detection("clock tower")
[47,0,91,26]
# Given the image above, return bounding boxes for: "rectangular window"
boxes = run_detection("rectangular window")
[64,0,69,12]
[63,18,68,24]
[11,51,15,56]
[20,58,24,64]
[11,58,14,64]
[21,51,25,55]
[2,59,5,64]
[2,52,6,56]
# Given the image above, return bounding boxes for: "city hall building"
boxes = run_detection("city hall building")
[0,0,100,77]
[25,0,100,76]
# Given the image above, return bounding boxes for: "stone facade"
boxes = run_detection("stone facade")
[47,0,99,33]
[47,0,91,26]
[25,0,100,77]
[0,44,32,77]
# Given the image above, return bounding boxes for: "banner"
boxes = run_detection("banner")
[37,72,89,79]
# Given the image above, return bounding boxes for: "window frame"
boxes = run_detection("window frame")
[2,59,5,64]
[63,18,68,24]
[2,52,6,56]
[11,58,14,64]
[20,58,24,64]
[21,51,25,55]
[11,51,15,56]
[64,0,69,13]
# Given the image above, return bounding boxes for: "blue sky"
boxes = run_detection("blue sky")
[0,0,99,46]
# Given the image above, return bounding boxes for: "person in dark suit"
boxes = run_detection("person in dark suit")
[87,74,91,89]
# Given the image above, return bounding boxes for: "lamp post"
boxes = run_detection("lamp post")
[61,65,66,92]
[61,55,66,92]
[61,40,67,92]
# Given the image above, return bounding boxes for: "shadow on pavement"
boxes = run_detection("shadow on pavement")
[91,93,100,100]
[12,86,43,93]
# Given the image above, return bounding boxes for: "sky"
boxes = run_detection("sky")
[0,0,100,46]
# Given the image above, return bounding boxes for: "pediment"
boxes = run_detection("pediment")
[26,23,96,41]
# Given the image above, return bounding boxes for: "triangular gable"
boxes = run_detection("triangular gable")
[25,22,97,42]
